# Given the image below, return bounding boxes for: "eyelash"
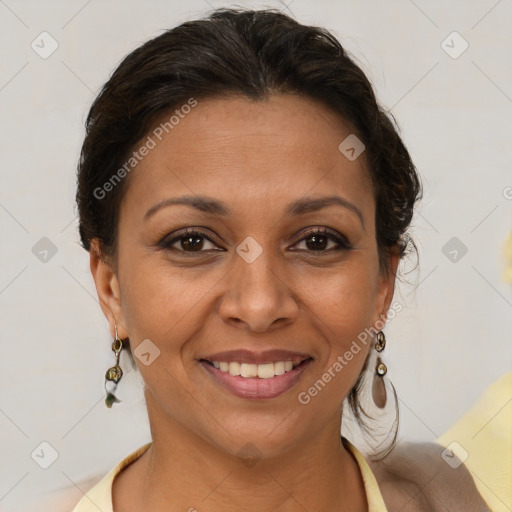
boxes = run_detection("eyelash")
[158,227,352,254]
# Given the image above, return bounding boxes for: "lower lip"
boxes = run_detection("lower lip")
[200,359,313,399]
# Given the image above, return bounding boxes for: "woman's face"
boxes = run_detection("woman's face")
[92,93,398,457]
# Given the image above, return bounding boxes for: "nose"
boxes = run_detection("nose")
[218,246,299,333]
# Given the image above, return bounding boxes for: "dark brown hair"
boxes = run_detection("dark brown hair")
[76,8,422,458]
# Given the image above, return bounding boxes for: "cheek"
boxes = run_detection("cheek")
[307,262,378,334]
[301,263,377,388]
[118,252,222,354]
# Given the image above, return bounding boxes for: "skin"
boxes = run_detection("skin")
[90,93,400,512]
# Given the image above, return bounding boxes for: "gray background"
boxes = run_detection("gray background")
[1,0,511,510]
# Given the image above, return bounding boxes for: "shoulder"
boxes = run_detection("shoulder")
[367,441,491,512]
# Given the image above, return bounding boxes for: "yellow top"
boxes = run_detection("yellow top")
[71,437,388,512]
[436,372,512,512]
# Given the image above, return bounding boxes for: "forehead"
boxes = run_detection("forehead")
[121,93,374,223]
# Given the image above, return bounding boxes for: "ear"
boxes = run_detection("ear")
[374,247,401,325]
[89,239,129,339]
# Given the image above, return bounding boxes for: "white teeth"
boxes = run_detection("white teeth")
[240,363,258,378]
[211,360,304,378]
[228,361,241,376]
[274,361,285,375]
[257,363,275,379]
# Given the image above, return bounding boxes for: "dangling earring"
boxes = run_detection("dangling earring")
[104,323,123,408]
[372,330,387,409]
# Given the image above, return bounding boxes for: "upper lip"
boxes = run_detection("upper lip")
[200,349,312,365]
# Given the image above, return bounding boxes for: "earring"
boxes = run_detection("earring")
[372,330,387,409]
[104,323,124,408]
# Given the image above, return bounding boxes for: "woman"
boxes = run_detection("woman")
[71,8,490,511]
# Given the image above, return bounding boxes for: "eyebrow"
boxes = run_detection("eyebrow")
[144,194,365,229]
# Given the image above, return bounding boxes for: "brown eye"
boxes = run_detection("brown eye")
[179,234,206,251]
[305,234,329,251]
[159,229,220,252]
[293,228,351,252]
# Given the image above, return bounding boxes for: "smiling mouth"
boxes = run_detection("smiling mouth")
[201,358,313,379]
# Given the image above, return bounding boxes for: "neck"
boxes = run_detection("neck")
[124,396,368,512]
